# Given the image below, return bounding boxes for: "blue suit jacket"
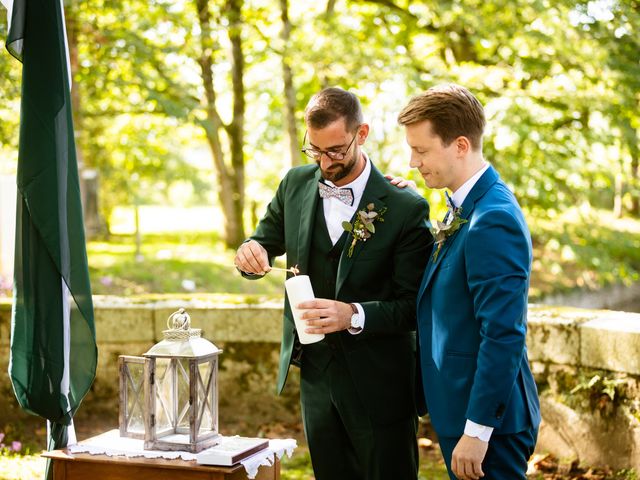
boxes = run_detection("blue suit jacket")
[416,166,541,438]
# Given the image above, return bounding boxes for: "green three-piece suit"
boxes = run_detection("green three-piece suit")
[246,160,432,479]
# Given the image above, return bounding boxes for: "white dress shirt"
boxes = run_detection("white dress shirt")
[448,162,494,442]
[322,154,371,244]
[320,153,372,334]
[450,162,490,209]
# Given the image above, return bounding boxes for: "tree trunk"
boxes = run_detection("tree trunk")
[629,129,640,217]
[226,0,247,247]
[613,172,623,218]
[66,1,103,238]
[621,117,639,217]
[195,0,246,249]
[279,0,300,167]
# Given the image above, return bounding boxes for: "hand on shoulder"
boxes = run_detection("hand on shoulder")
[384,174,417,191]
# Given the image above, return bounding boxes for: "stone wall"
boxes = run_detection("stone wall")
[1,297,639,469]
[527,305,640,470]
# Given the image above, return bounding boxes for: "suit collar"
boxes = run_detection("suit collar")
[450,162,490,210]
[336,162,388,295]
[458,165,499,220]
[417,165,500,302]
[296,168,322,274]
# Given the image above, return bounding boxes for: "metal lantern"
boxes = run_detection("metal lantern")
[119,308,222,452]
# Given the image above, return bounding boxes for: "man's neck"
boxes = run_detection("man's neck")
[450,155,486,193]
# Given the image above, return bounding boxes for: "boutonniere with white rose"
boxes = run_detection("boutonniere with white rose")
[430,208,467,261]
[342,203,387,257]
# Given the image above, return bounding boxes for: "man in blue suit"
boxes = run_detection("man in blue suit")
[398,85,541,480]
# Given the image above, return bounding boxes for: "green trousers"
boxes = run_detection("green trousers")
[300,352,419,480]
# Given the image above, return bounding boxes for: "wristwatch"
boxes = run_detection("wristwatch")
[349,303,363,331]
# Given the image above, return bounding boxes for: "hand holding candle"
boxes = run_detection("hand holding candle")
[285,275,324,344]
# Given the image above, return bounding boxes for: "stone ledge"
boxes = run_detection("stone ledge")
[527,305,590,365]
[151,300,283,344]
[528,304,640,375]
[581,312,640,375]
[2,298,640,375]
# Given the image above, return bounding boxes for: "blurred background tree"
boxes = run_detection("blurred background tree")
[1,0,638,296]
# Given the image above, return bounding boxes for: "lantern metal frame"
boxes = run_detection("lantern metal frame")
[119,308,222,453]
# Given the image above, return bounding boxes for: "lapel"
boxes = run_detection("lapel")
[417,165,500,302]
[296,168,322,275]
[336,163,388,296]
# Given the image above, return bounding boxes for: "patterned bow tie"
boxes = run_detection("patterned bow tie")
[443,191,456,224]
[318,181,354,206]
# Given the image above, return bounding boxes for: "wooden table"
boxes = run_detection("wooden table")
[42,447,281,480]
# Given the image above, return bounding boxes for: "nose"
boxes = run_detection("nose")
[319,152,335,170]
[409,153,421,169]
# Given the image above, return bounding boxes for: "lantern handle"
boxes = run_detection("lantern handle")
[168,308,191,331]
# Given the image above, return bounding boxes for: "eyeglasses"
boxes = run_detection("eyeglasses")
[301,128,360,161]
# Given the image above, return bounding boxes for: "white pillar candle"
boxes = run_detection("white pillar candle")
[285,275,324,345]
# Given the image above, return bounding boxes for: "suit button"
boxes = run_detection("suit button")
[495,404,505,419]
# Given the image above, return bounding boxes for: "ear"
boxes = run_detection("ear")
[455,136,472,156]
[357,123,370,144]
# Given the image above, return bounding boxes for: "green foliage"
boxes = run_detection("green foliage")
[559,369,630,417]
[614,469,639,480]
[81,206,640,300]
[2,1,639,246]
[570,374,626,402]
[0,10,22,165]
[528,207,640,299]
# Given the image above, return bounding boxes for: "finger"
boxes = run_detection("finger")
[241,243,268,274]
[301,311,327,323]
[297,300,317,310]
[297,298,331,310]
[240,249,264,274]
[305,319,329,331]
[452,455,469,480]
[247,242,270,272]
[234,253,257,274]
[451,456,460,479]
[473,460,484,478]
[464,460,479,480]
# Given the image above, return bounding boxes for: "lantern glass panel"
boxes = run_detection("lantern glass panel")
[119,356,146,438]
[197,360,216,434]
[125,361,145,435]
[176,358,191,432]
[154,358,174,435]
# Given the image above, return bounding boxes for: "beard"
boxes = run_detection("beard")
[318,149,359,184]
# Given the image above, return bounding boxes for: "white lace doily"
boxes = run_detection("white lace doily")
[67,429,297,479]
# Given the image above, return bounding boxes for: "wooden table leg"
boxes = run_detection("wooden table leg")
[52,459,66,480]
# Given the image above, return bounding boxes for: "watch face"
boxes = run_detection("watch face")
[351,313,361,329]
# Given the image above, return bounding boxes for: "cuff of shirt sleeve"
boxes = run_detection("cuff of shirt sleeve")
[347,303,365,335]
[464,419,493,442]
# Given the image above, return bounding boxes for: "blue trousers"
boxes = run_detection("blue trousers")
[438,426,538,480]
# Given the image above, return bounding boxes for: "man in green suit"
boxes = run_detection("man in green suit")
[235,87,432,480]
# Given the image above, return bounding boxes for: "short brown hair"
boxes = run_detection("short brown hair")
[305,87,363,131]
[397,84,486,150]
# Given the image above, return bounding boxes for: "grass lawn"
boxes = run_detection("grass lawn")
[279,446,450,479]
[0,447,451,480]
[77,206,640,303]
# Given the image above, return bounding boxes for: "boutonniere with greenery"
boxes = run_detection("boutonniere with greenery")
[342,203,387,257]
[430,208,467,261]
